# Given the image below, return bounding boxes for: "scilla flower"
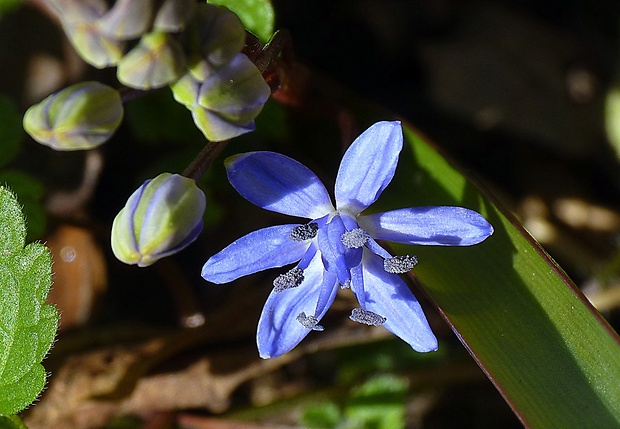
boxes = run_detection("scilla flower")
[202,121,493,358]
[112,173,206,267]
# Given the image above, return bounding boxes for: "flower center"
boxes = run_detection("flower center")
[273,267,304,292]
[349,308,386,326]
[384,255,418,273]
[341,227,370,248]
[296,312,325,331]
[289,222,319,241]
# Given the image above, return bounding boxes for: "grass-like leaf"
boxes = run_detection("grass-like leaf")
[383,125,620,427]
[0,186,58,415]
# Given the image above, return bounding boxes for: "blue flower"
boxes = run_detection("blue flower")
[202,121,493,358]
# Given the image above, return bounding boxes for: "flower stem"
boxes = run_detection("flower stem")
[254,29,293,74]
[182,140,229,181]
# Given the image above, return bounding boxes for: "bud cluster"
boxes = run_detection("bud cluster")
[23,0,271,151]
[21,1,277,265]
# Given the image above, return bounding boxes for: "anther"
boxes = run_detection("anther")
[297,312,324,331]
[273,267,304,293]
[341,228,370,248]
[349,308,386,326]
[290,223,319,241]
[384,255,418,274]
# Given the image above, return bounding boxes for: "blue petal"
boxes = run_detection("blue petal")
[351,250,438,352]
[335,121,403,214]
[257,252,339,358]
[226,152,334,218]
[364,236,393,259]
[202,224,310,283]
[317,215,361,284]
[359,206,494,246]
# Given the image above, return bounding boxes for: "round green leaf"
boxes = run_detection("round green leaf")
[0,187,58,415]
[208,0,274,42]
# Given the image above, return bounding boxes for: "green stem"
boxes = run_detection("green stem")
[182,140,230,181]
[254,29,292,74]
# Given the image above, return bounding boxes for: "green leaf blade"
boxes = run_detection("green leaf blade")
[0,171,47,241]
[0,190,26,258]
[0,186,58,415]
[395,126,620,427]
[0,365,46,416]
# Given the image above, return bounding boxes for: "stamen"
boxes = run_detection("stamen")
[296,312,325,331]
[384,255,418,274]
[341,279,351,289]
[349,308,386,326]
[273,267,304,293]
[341,228,370,248]
[290,223,319,241]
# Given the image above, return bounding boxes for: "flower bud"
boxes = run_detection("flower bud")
[154,0,196,32]
[197,53,270,124]
[111,173,206,267]
[96,0,153,40]
[170,53,270,141]
[23,81,123,151]
[48,0,125,68]
[170,72,200,108]
[117,31,186,90]
[185,4,246,80]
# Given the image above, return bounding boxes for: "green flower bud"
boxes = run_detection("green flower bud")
[97,0,154,40]
[197,53,270,124]
[111,173,206,267]
[117,31,186,90]
[154,0,196,32]
[23,81,123,151]
[190,103,255,141]
[171,53,270,141]
[47,0,107,22]
[48,0,125,68]
[185,4,246,81]
[170,72,199,108]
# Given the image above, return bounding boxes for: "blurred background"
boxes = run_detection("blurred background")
[1,0,620,427]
